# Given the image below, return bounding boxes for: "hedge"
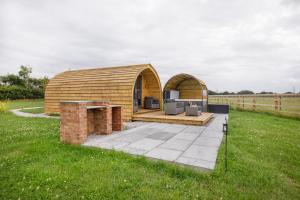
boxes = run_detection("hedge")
[0,86,44,100]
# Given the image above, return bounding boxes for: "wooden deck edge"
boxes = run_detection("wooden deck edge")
[132,113,214,126]
[132,117,202,126]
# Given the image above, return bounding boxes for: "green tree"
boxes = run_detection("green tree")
[0,74,25,86]
[29,76,49,90]
[18,65,32,87]
[208,90,219,95]
[238,90,254,94]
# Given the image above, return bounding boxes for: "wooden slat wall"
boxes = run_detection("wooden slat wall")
[141,69,162,107]
[177,79,202,99]
[163,74,208,100]
[45,64,162,121]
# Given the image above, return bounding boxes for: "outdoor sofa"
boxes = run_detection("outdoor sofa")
[164,101,185,115]
[185,105,202,116]
[144,96,160,109]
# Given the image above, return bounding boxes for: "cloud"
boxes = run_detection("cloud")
[0,0,300,92]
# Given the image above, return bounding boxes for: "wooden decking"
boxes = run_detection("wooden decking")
[134,109,160,114]
[132,110,214,126]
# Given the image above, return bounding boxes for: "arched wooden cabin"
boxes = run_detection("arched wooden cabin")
[45,64,163,121]
[163,73,208,110]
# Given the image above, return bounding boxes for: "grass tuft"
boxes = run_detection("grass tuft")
[0,101,8,112]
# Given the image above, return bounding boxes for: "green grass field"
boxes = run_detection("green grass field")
[6,99,44,110]
[0,100,299,199]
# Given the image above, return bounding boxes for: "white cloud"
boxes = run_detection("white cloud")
[0,0,300,92]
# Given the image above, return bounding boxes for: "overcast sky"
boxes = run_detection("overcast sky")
[1,0,300,92]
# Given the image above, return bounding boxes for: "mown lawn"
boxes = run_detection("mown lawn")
[6,99,44,110]
[0,100,299,199]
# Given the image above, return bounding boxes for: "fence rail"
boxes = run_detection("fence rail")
[208,94,300,118]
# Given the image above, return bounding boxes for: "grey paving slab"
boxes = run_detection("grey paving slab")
[137,127,167,136]
[174,132,199,141]
[182,145,218,162]
[205,124,223,132]
[163,124,188,133]
[111,134,144,143]
[102,140,130,150]
[200,129,223,139]
[121,125,154,135]
[148,122,172,129]
[83,133,121,145]
[160,138,192,151]
[124,121,149,130]
[147,131,177,141]
[194,136,222,147]
[120,147,147,155]
[182,126,206,134]
[145,148,182,161]
[127,138,164,151]
[83,116,226,170]
[176,156,215,170]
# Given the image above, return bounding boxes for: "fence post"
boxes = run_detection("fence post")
[274,95,279,111]
[279,95,282,111]
[237,96,240,108]
[242,96,245,110]
[253,96,256,111]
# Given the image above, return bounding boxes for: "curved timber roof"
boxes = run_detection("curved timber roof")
[45,64,162,120]
[163,73,208,99]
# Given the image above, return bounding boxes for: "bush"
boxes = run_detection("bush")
[0,86,44,100]
[0,101,8,112]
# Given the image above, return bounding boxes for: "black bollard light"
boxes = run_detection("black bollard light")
[223,117,228,172]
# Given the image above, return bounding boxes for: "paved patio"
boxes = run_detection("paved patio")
[83,114,228,170]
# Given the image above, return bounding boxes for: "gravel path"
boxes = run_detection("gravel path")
[10,107,60,119]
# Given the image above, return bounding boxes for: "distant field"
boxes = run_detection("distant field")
[209,94,300,118]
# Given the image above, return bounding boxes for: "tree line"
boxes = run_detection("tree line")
[208,90,297,95]
[0,66,49,100]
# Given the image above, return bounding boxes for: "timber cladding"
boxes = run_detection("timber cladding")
[45,64,163,121]
[163,73,208,100]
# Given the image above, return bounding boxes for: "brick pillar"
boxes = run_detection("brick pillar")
[112,106,123,131]
[94,107,112,135]
[60,102,88,144]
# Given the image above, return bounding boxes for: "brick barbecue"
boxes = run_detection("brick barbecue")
[60,101,123,144]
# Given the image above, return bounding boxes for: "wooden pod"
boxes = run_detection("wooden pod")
[45,64,163,121]
[163,73,208,100]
